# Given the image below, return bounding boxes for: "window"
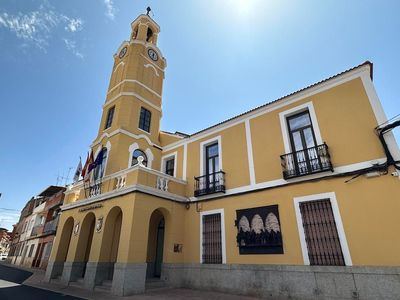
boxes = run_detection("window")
[201,212,223,264]
[287,111,316,153]
[165,157,175,176]
[205,143,219,175]
[94,148,108,180]
[139,107,151,132]
[131,149,148,167]
[299,199,345,266]
[104,106,115,129]
[286,111,321,176]
[28,244,35,257]
[205,143,219,189]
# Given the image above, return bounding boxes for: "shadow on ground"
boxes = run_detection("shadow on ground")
[0,264,32,284]
[0,285,84,300]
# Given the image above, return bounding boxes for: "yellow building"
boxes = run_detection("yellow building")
[45,13,400,299]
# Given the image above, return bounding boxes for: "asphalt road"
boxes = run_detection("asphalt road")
[0,264,84,300]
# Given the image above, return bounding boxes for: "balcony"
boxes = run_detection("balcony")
[194,171,226,197]
[84,182,102,198]
[64,164,188,205]
[43,216,59,235]
[280,143,333,180]
[30,225,43,237]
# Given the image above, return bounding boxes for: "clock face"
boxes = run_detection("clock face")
[148,48,158,61]
[119,47,127,59]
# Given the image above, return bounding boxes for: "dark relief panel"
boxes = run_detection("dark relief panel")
[236,205,284,254]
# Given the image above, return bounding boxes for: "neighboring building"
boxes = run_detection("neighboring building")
[7,186,65,269]
[0,228,11,260]
[45,13,400,299]
[34,186,66,270]
[7,197,36,265]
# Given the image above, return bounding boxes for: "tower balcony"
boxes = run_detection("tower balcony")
[64,164,188,206]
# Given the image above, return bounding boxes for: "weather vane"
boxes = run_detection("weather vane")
[146,6,151,16]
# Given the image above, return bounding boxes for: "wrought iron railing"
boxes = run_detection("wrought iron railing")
[84,182,102,198]
[43,216,59,235]
[194,171,225,197]
[280,143,333,179]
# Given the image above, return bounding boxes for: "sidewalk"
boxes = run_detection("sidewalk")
[3,263,262,300]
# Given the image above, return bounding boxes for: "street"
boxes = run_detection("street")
[0,264,83,300]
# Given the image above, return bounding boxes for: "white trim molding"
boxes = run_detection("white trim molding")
[104,92,162,113]
[199,208,226,264]
[128,142,154,169]
[279,101,323,154]
[245,119,256,185]
[182,144,187,181]
[160,152,178,177]
[361,73,400,162]
[144,63,159,77]
[128,143,139,168]
[293,192,352,266]
[107,79,162,98]
[92,128,161,149]
[199,136,222,176]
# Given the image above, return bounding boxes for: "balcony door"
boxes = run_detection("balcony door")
[287,111,319,175]
[205,143,219,191]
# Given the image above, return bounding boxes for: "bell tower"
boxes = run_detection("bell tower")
[92,11,166,174]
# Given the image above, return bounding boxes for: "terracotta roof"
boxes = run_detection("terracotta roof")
[186,61,373,138]
[38,185,66,197]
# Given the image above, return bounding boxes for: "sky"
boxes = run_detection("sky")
[0,0,399,230]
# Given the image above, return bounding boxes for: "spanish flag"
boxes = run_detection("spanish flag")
[82,151,94,181]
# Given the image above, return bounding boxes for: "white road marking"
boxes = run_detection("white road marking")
[0,279,20,288]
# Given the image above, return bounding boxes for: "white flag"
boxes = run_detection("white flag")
[73,158,83,182]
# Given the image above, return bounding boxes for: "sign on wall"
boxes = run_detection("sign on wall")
[236,205,283,254]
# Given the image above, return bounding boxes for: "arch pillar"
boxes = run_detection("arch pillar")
[61,212,96,285]
[85,207,123,289]
[44,216,74,282]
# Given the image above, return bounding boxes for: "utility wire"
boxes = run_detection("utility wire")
[376,113,400,129]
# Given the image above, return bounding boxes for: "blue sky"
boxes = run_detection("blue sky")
[0,0,399,230]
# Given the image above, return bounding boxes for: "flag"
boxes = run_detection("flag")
[83,151,94,181]
[87,150,97,175]
[73,157,82,182]
[94,148,105,168]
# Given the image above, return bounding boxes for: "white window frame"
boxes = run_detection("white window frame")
[199,208,226,264]
[160,152,177,177]
[293,192,352,266]
[279,101,323,154]
[199,136,222,176]
[128,142,154,168]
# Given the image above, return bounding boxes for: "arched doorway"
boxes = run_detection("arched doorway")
[146,209,165,279]
[75,213,95,279]
[99,207,122,282]
[53,217,74,278]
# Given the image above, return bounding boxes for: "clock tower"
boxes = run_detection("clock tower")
[91,13,166,174]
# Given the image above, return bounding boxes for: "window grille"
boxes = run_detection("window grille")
[202,213,222,264]
[299,199,345,266]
